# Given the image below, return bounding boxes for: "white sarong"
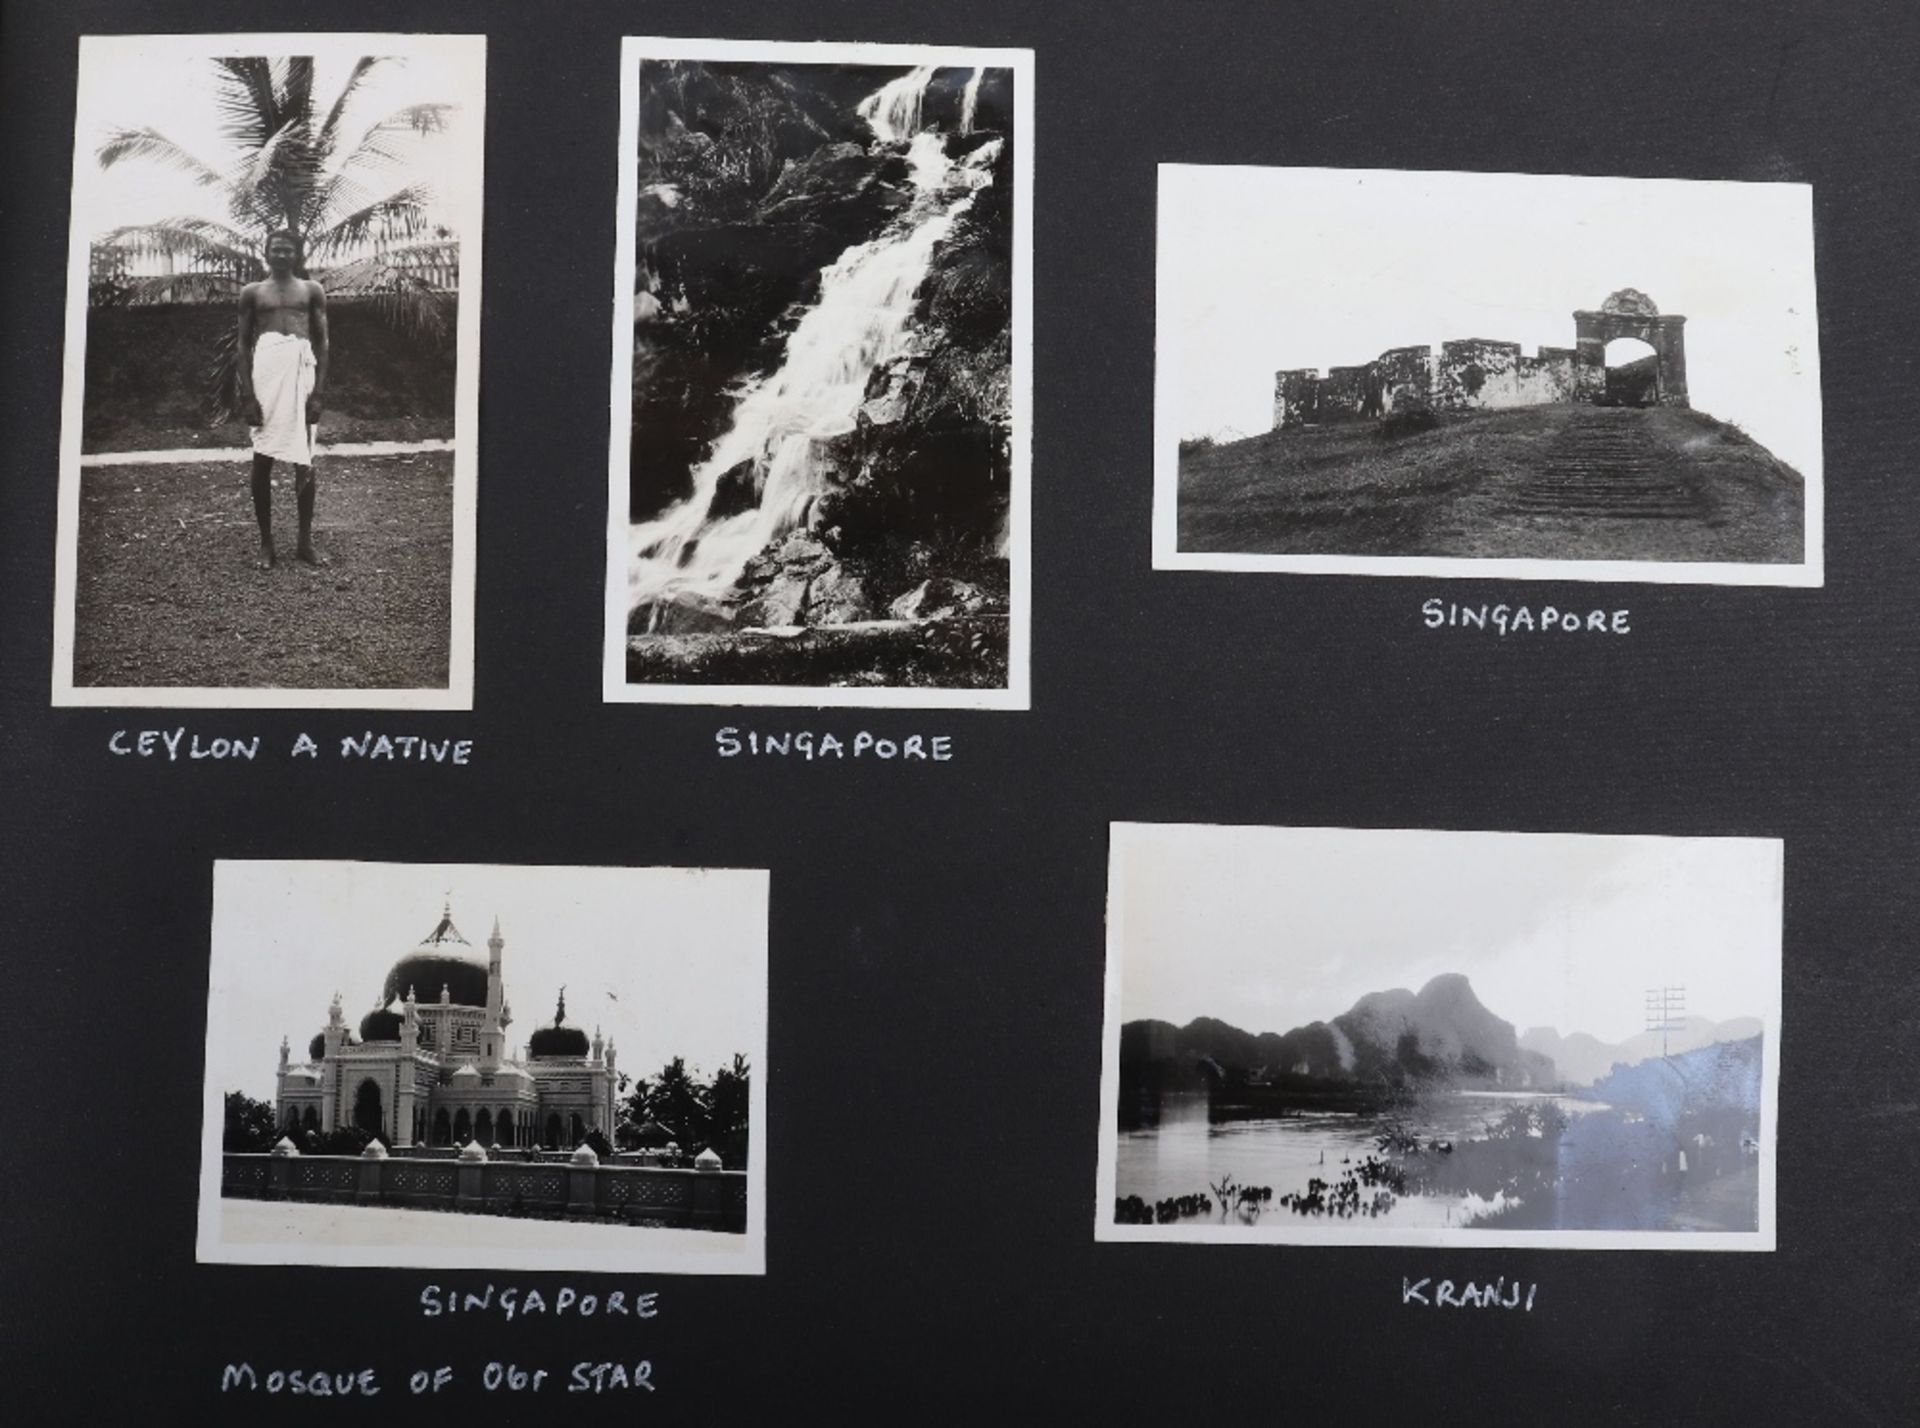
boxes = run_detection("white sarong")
[250,331,317,464]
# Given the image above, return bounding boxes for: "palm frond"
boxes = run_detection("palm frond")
[95,127,227,188]
[337,103,455,178]
[317,57,393,154]
[282,57,317,131]
[125,271,249,306]
[211,57,280,154]
[96,216,262,272]
[309,185,433,258]
[318,254,452,344]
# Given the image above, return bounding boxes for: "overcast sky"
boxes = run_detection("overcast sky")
[1113,824,1780,1046]
[207,861,767,1101]
[1158,165,1822,477]
[73,36,482,248]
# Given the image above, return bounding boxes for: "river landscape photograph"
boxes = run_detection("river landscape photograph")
[1096,823,1782,1249]
[605,39,1031,707]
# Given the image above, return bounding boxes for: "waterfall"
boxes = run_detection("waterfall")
[629,77,1002,627]
[856,65,938,143]
[960,68,984,134]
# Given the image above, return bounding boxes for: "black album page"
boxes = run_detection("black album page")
[2,1,1916,1422]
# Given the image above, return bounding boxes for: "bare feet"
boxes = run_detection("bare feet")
[295,541,328,566]
[256,537,276,570]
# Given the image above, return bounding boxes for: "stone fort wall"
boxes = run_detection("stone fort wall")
[1272,292,1689,432]
[1274,339,1602,431]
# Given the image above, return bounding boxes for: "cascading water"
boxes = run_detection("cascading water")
[960,68,985,134]
[629,70,1002,628]
[855,65,938,143]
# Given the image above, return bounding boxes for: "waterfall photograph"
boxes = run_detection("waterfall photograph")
[1096,822,1782,1250]
[604,39,1032,707]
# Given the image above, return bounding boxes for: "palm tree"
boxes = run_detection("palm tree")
[91,56,456,416]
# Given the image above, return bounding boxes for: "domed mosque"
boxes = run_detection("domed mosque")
[271,903,619,1151]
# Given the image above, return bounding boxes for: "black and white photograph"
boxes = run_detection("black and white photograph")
[605,37,1032,707]
[197,861,767,1275]
[1154,165,1822,586]
[1097,823,1781,1249]
[51,34,485,708]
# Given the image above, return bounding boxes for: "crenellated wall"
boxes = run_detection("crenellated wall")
[1271,291,1685,431]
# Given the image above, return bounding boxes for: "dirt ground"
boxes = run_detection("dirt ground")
[1177,405,1806,564]
[72,451,455,691]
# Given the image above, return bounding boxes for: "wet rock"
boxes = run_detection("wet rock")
[734,529,874,627]
[632,593,734,635]
[806,565,874,624]
[705,459,761,522]
[888,577,991,620]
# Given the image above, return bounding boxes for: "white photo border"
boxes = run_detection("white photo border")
[1093,820,1783,1251]
[1151,163,1825,589]
[603,36,1034,708]
[51,33,486,710]
[195,859,770,1277]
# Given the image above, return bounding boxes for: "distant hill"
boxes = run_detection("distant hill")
[1520,1016,1764,1087]
[1121,973,1555,1095]
[1176,403,1804,565]
[1584,1034,1764,1127]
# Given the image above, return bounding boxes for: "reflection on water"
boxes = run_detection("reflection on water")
[1115,1092,1606,1230]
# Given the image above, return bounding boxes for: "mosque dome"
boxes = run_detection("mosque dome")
[308,1029,357,1059]
[380,905,490,1008]
[359,1005,404,1042]
[529,988,590,1059]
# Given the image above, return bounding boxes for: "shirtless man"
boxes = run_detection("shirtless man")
[237,230,329,566]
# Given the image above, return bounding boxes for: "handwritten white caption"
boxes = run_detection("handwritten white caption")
[716,726,953,761]
[1402,1275,1537,1310]
[219,1284,659,1397]
[109,728,473,764]
[1423,598,1630,637]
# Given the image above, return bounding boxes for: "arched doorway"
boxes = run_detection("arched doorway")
[454,1108,472,1143]
[475,1109,494,1146]
[353,1080,384,1140]
[302,1106,319,1136]
[433,1108,451,1145]
[1602,336,1660,407]
[1574,290,1688,408]
[545,1113,562,1148]
[571,1113,585,1146]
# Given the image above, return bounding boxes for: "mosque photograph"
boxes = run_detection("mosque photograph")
[195,860,768,1275]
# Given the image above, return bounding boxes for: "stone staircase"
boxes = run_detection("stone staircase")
[1507,409,1707,520]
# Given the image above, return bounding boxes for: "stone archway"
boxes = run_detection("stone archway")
[1574,289,1688,408]
[475,1109,494,1146]
[433,1107,451,1146]
[454,1108,472,1143]
[353,1079,384,1140]
[545,1113,562,1148]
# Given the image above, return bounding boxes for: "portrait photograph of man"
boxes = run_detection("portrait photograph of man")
[51,33,485,708]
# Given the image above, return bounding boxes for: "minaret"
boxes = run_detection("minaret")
[592,1025,604,1064]
[401,985,419,1054]
[278,1035,290,1073]
[480,916,505,1069]
[438,983,452,1056]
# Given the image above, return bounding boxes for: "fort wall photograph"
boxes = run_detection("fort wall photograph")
[1153,165,1823,586]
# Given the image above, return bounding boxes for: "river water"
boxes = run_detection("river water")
[1114,1091,1607,1230]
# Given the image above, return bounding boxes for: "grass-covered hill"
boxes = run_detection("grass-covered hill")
[1177,404,1805,564]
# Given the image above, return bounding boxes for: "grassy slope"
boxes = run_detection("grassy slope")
[1178,404,1806,564]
